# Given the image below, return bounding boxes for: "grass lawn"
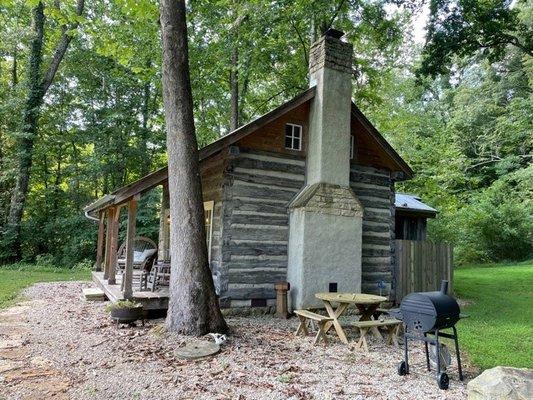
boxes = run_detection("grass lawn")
[0,264,90,309]
[454,260,533,370]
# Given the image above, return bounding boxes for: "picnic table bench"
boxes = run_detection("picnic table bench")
[352,319,402,353]
[294,309,333,345]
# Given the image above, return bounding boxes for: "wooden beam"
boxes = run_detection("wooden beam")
[95,210,105,272]
[113,167,169,206]
[108,205,121,285]
[158,183,170,262]
[123,198,138,299]
[103,207,115,280]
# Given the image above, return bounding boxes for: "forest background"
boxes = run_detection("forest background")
[0,0,531,267]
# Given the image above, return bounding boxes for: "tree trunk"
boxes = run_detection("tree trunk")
[230,46,239,131]
[12,44,18,87]
[159,0,228,335]
[158,182,170,261]
[140,77,151,175]
[5,2,45,262]
[4,0,85,263]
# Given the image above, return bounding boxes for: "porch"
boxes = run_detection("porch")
[92,270,169,311]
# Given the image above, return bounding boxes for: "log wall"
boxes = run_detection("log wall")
[216,148,396,303]
[349,165,395,295]
[200,152,226,293]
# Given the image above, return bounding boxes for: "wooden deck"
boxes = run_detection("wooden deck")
[92,271,169,311]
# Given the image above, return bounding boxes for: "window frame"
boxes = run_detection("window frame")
[203,201,214,262]
[284,123,303,151]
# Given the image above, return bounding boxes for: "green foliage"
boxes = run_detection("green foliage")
[454,260,533,369]
[420,0,532,77]
[0,0,530,267]
[452,166,533,263]
[105,299,142,312]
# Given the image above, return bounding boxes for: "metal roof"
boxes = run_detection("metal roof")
[395,193,438,217]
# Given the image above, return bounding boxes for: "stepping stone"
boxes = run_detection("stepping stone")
[175,341,220,360]
[82,288,106,301]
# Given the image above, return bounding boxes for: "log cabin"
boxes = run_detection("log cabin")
[84,30,420,310]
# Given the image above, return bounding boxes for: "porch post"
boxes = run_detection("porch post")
[108,205,121,285]
[103,207,115,280]
[95,210,105,272]
[158,182,170,261]
[123,197,138,299]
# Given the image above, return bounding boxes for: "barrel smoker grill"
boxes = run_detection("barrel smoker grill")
[397,280,464,390]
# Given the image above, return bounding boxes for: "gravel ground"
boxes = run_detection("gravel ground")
[0,282,469,400]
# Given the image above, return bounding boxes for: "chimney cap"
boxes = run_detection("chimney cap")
[324,28,345,39]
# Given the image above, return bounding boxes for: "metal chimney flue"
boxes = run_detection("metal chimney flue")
[440,280,449,295]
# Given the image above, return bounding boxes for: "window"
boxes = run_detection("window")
[204,201,214,262]
[285,123,302,151]
[350,135,355,160]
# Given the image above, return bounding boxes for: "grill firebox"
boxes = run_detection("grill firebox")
[397,280,464,390]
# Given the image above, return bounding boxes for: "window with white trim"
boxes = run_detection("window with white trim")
[350,135,355,160]
[284,123,302,151]
[204,201,214,262]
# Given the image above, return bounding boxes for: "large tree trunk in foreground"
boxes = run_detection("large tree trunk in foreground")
[160,0,228,335]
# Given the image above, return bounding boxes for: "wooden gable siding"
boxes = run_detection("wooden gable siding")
[236,102,309,156]
[215,147,395,302]
[235,99,401,174]
[350,117,400,172]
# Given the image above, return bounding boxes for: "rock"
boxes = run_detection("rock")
[82,287,106,301]
[175,341,220,360]
[467,366,533,400]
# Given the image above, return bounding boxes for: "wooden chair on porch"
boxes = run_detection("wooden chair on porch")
[117,236,157,291]
[117,237,157,269]
[140,261,170,292]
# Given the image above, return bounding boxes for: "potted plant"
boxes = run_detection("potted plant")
[106,300,144,324]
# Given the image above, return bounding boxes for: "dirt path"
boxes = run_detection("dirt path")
[0,282,468,399]
[0,301,70,399]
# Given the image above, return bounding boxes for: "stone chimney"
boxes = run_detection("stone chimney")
[287,30,363,309]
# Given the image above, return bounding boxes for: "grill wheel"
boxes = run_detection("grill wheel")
[397,361,408,376]
[437,372,449,390]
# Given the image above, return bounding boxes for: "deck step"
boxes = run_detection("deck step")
[83,287,106,301]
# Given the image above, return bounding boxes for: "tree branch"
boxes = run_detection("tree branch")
[289,18,308,66]
[40,0,85,94]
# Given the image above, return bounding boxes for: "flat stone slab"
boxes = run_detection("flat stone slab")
[175,341,220,360]
[82,288,106,301]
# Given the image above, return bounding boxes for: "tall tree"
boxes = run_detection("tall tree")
[420,0,532,77]
[159,0,228,335]
[4,0,85,262]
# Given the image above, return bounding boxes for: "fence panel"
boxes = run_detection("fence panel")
[394,240,453,304]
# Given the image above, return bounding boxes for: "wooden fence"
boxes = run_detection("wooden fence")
[394,240,453,304]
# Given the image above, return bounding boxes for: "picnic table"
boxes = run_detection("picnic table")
[315,292,387,344]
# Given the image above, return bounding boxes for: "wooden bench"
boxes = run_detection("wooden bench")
[294,310,333,345]
[353,319,402,353]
